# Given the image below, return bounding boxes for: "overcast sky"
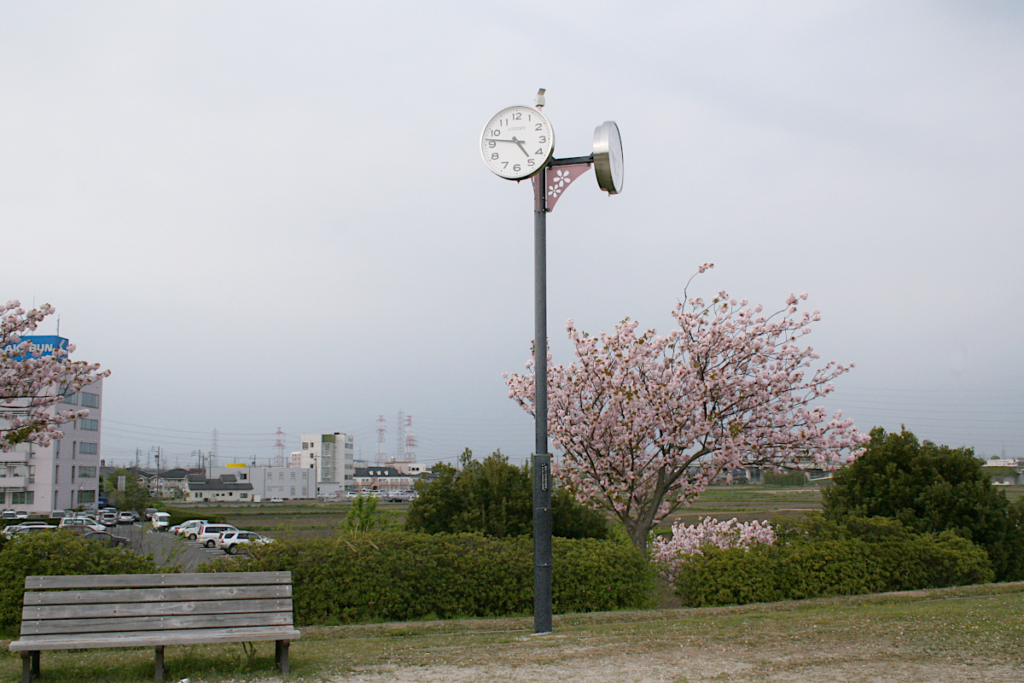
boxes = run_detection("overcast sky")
[3,2,1022,469]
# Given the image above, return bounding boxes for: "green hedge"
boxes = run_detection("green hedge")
[203,531,651,625]
[674,517,994,608]
[0,531,163,635]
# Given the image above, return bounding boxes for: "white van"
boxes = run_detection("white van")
[150,512,171,532]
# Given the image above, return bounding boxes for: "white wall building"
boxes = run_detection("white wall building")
[300,433,354,494]
[208,464,315,500]
[0,336,102,514]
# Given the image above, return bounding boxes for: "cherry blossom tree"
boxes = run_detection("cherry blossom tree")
[504,265,867,553]
[1,301,109,452]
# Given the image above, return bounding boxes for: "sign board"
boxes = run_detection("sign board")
[226,463,246,468]
[117,475,126,491]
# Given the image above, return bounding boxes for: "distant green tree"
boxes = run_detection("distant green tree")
[823,426,1024,581]
[102,469,155,512]
[342,494,387,533]
[406,449,608,540]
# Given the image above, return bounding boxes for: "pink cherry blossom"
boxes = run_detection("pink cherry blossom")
[505,269,867,553]
[650,517,776,583]
[1,301,109,451]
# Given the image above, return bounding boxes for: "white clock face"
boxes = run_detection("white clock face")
[480,105,554,180]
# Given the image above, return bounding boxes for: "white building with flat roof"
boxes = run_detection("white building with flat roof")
[299,432,354,494]
[0,336,103,513]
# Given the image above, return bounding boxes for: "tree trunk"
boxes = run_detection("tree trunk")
[625,520,649,556]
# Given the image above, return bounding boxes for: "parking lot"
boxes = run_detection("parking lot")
[96,521,250,571]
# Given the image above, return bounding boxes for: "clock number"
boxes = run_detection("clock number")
[535,123,542,131]
[501,162,509,169]
[512,112,521,120]
[491,129,500,136]
[527,159,535,167]
[488,140,496,148]
[513,164,521,172]
[491,153,499,160]
[535,148,543,155]
[538,136,546,143]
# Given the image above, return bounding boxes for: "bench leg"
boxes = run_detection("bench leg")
[155,645,164,682]
[276,639,290,674]
[21,651,38,683]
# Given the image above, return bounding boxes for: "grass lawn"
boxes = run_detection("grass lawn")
[3,581,1021,682]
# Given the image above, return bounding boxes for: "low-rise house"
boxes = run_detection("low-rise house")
[183,473,254,502]
[353,466,418,494]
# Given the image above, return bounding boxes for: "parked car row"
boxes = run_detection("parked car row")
[169,519,274,554]
[2,518,129,547]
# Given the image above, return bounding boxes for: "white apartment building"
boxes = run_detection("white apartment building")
[0,336,103,513]
[299,432,354,495]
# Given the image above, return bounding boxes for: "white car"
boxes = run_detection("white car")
[195,524,238,548]
[2,522,55,538]
[58,517,105,533]
[217,531,274,555]
[173,520,209,538]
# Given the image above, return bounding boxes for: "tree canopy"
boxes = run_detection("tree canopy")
[505,266,866,552]
[823,426,1024,581]
[405,449,609,540]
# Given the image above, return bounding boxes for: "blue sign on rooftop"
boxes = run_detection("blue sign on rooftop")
[1,335,69,359]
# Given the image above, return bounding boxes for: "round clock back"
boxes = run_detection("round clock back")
[593,121,623,194]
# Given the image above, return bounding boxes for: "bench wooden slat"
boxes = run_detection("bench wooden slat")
[10,625,301,651]
[24,584,291,606]
[23,597,292,621]
[24,571,292,590]
[20,611,294,636]
[11,571,300,680]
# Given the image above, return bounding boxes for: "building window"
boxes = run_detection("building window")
[80,419,98,431]
[290,472,296,481]
[80,392,100,408]
[77,490,95,504]
[240,493,248,499]
[71,466,75,481]
[290,486,296,497]
[80,442,98,455]
[28,465,35,484]
[301,442,308,449]
[78,466,96,478]
[11,491,34,505]
[239,473,247,480]
[62,393,78,405]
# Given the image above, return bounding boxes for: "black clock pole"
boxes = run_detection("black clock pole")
[532,162,554,635]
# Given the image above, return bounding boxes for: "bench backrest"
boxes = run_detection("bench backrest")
[20,571,294,637]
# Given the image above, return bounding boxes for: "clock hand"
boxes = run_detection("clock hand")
[511,136,530,157]
[485,138,518,143]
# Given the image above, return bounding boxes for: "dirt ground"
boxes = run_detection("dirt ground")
[236,585,1024,683]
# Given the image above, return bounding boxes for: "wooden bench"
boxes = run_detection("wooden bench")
[9,571,300,682]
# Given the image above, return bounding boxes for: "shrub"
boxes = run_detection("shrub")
[823,426,1024,581]
[406,450,608,540]
[673,515,993,607]
[203,531,650,625]
[650,517,776,583]
[0,530,163,634]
